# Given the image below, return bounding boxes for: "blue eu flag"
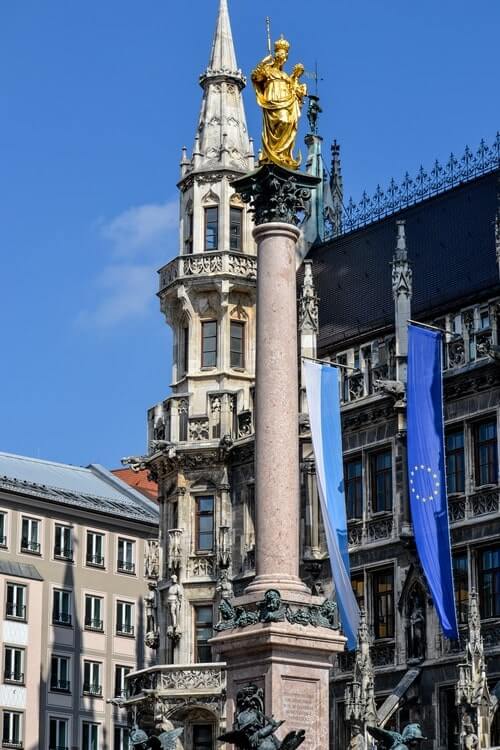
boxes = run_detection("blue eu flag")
[407,324,459,640]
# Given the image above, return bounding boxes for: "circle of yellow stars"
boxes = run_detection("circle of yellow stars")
[409,464,441,503]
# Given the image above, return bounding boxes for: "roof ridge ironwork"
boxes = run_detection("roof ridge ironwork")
[326,132,500,239]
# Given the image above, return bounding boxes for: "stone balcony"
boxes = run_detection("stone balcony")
[448,487,500,525]
[158,251,257,293]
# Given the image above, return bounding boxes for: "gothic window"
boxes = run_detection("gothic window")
[193,725,213,750]
[446,428,465,494]
[184,208,193,255]
[351,573,365,610]
[230,207,243,251]
[474,419,498,486]
[201,321,217,368]
[204,207,218,251]
[372,569,394,639]
[194,605,213,663]
[344,457,363,519]
[452,552,468,625]
[230,321,245,369]
[195,496,214,552]
[336,354,349,403]
[479,547,500,618]
[370,450,392,513]
[181,325,189,375]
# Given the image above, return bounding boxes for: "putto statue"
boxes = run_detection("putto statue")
[219,684,305,750]
[251,36,307,170]
[367,723,426,749]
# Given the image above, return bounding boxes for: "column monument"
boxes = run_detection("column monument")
[211,35,346,750]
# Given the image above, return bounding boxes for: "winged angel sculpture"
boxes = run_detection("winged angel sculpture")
[219,685,305,750]
[130,727,184,750]
[367,724,426,750]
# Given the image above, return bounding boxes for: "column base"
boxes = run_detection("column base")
[244,573,310,599]
[211,619,346,750]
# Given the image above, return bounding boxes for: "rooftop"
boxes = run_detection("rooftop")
[0,452,159,525]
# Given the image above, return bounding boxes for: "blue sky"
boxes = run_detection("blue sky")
[0,0,498,469]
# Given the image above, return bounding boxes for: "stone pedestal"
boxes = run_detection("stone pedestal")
[211,164,346,750]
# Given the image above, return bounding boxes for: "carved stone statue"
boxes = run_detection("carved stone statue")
[216,569,233,600]
[167,574,183,636]
[348,722,366,750]
[258,589,287,622]
[251,37,307,170]
[406,590,426,662]
[218,684,305,750]
[367,723,426,750]
[460,713,479,749]
[144,581,159,649]
[130,726,183,750]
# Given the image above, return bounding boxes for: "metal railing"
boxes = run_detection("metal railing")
[84,619,104,632]
[83,683,102,697]
[21,539,40,554]
[50,679,71,692]
[117,560,135,574]
[54,546,73,561]
[3,672,24,684]
[53,612,72,626]
[5,603,26,620]
[86,554,104,567]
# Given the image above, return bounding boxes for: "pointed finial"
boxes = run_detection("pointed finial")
[396,219,406,251]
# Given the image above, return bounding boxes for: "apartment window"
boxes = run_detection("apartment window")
[194,605,213,663]
[474,420,498,486]
[201,321,217,368]
[21,517,40,554]
[370,451,393,513]
[453,553,469,626]
[4,648,24,684]
[52,590,72,626]
[82,723,99,750]
[114,666,131,698]
[117,538,135,574]
[83,661,102,697]
[479,547,500,619]
[114,728,130,750]
[373,570,394,639]
[86,532,104,568]
[54,525,72,561]
[181,326,189,376]
[446,429,465,494]
[116,602,134,636]
[204,207,218,251]
[5,584,26,621]
[230,207,243,251]
[84,595,103,632]
[2,711,22,749]
[195,496,214,552]
[230,321,245,369]
[345,458,363,519]
[193,725,213,750]
[0,512,7,547]
[351,574,365,611]
[49,718,68,750]
[50,656,71,692]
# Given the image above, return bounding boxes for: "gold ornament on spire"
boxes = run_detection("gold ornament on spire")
[251,35,307,170]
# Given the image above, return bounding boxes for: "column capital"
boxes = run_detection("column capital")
[231,163,320,226]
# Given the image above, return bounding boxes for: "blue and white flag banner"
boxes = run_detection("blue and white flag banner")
[303,359,360,649]
[407,324,459,640]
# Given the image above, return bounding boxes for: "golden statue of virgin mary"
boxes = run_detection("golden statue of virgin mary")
[251,36,307,170]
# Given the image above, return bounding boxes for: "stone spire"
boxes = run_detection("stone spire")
[329,140,344,235]
[392,220,412,387]
[191,0,252,174]
[345,607,378,731]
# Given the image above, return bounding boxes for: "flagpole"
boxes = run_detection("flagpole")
[407,319,457,337]
[301,354,358,371]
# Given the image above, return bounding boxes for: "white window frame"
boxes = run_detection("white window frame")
[114,666,131,698]
[4,646,25,684]
[82,661,102,697]
[84,595,103,632]
[2,710,23,747]
[117,538,135,574]
[114,727,130,750]
[49,717,69,750]
[86,531,105,568]
[116,602,134,636]
[54,525,72,561]
[21,517,40,554]
[82,722,99,750]
[50,655,71,693]
[5,583,26,620]
[0,510,7,548]
[52,590,72,626]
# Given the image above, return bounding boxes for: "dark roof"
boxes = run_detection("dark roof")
[308,170,500,351]
[0,560,43,581]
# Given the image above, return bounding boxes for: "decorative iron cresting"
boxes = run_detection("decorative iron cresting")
[327,134,500,238]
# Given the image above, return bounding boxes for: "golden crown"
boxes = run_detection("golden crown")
[274,36,290,52]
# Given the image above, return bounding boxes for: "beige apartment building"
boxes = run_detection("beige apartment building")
[0,452,159,750]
